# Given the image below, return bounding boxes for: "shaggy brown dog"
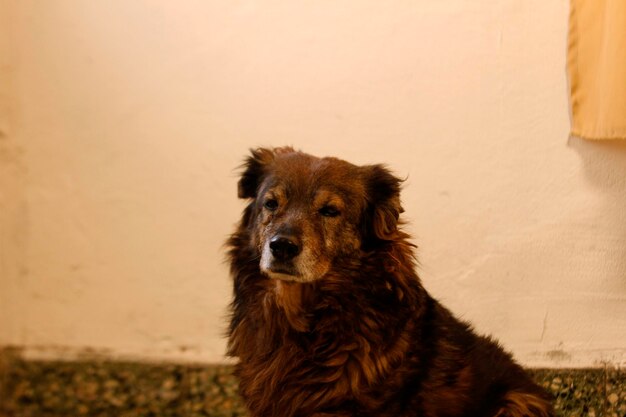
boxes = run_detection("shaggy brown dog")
[227,147,554,417]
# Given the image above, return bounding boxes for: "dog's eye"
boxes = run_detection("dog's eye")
[263,199,278,211]
[319,205,340,217]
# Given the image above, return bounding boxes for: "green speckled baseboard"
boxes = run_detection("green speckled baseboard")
[1,351,624,417]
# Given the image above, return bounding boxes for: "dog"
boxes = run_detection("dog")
[226,147,554,417]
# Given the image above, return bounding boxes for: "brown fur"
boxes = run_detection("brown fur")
[227,147,554,417]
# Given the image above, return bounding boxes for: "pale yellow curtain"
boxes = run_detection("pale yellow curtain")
[568,0,626,140]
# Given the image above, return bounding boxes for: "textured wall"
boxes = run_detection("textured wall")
[1,0,625,366]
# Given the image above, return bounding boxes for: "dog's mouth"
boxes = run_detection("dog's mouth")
[265,265,300,281]
[270,265,294,275]
[268,271,299,282]
[263,261,315,282]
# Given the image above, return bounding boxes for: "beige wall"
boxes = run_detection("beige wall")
[1,1,625,367]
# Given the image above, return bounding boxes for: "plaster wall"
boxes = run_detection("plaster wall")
[1,0,625,367]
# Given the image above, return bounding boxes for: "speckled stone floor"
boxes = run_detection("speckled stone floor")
[0,350,624,417]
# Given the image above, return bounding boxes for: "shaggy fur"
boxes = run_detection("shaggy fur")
[226,147,554,417]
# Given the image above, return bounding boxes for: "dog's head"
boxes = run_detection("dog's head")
[237,147,403,283]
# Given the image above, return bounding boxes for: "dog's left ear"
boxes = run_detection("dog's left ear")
[362,164,404,243]
[237,148,275,199]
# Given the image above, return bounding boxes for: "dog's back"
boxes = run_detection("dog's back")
[227,148,554,417]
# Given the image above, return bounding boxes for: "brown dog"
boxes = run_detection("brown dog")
[227,147,554,417]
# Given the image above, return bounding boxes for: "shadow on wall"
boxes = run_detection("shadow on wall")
[567,136,626,287]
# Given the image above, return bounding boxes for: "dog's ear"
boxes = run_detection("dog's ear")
[362,164,404,244]
[237,148,275,199]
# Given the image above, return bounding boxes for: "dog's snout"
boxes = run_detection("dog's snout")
[269,236,301,261]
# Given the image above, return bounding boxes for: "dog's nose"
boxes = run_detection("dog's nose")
[269,236,301,261]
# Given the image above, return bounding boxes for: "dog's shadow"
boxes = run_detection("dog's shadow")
[567,136,626,287]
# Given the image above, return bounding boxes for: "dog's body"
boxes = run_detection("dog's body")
[227,148,553,417]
